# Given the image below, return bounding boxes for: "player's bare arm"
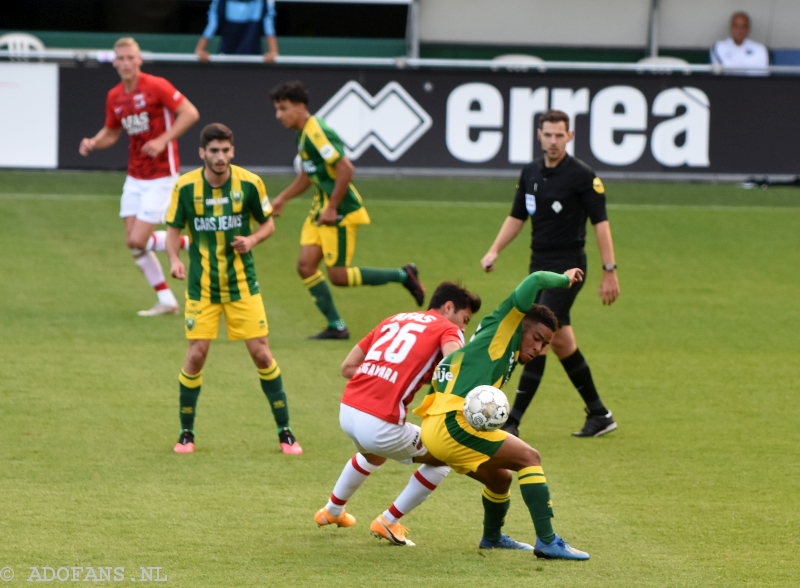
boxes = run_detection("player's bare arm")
[272,172,312,217]
[317,157,354,226]
[341,344,367,379]
[141,99,200,158]
[79,126,123,155]
[481,216,526,271]
[166,225,186,280]
[232,217,276,254]
[593,220,619,305]
[563,268,584,287]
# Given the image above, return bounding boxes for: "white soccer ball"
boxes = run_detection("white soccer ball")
[463,385,510,432]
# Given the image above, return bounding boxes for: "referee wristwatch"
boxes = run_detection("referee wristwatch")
[602,263,617,272]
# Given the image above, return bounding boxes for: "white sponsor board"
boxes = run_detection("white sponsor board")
[0,63,58,168]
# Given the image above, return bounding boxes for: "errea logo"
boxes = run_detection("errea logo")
[316,81,432,162]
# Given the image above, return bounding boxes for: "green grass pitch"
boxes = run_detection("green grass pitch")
[1,170,799,587]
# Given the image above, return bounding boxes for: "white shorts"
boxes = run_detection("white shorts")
[119,175,177,224]
[339,404,428,465]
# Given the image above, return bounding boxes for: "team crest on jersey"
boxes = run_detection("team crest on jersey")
[525,194,536,215]
[186,317,196,331]
[133,93,146,109]
[231,190,243,204]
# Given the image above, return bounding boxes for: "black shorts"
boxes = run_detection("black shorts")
[529,249,587,327]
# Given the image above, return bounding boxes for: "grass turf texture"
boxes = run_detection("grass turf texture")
[1,170,799,587]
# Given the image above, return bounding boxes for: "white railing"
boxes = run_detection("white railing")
[2,49,800,75]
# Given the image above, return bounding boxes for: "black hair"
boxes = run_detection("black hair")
[427,281,481,314]
[268,80,309,105]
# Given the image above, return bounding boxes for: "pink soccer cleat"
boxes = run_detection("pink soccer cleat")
[279,427,303,455]
[174,429,194,453]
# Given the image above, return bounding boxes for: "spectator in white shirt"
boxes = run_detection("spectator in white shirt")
[710,12,769,75]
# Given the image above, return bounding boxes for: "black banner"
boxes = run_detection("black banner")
[60,64,800,175]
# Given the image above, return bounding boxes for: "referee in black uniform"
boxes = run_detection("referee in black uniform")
[481,109,619,438]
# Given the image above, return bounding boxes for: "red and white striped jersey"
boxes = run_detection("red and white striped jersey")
[341,310,464,425]
[104,72,185,180]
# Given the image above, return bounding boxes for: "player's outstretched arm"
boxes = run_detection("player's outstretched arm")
[341,344,367,379]
[272,173,312,217]
[512,270,575,311]
[166,226,186,280]
[593,220,619,305]
[142,99,200,158]
[481,216,525,272]
[79,127,122,155]
[232,217,275,254]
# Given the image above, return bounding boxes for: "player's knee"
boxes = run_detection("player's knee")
[486,469,513,494]
[186,347,208,370]
[296,259,314,278]
[127,234,148,251]
[519,445,542,468]
[328,270,348,286]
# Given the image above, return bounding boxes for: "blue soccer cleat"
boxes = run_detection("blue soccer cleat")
[534,535,590,560]
[479,534,534,550]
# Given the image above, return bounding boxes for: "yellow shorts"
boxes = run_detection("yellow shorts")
[184,292,268,341]
[299,217,360,267]
[420,411,508,474]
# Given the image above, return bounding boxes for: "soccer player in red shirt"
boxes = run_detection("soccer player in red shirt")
[80,37,200,316]
[314,282,481,546]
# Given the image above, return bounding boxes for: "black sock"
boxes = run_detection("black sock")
[509,355,547,424]
[559,349,606,414]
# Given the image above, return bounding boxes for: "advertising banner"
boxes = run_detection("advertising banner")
[1,63,58,168]
[58,64,800,177]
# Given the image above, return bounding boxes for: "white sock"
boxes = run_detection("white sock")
[325,453,381,517]
[134,251,177,307]
[383,464,450,525]
[145,231,189,252]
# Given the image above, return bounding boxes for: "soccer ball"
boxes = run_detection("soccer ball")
[462,386,510,432]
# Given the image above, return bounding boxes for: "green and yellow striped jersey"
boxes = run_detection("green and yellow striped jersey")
[166,165,272,303]
[414,271,570,418]
[297,115,369,226]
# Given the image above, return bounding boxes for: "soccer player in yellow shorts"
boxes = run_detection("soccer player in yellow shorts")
[269,81,425,340]
[165,122,302,455]
[413,269,591,560]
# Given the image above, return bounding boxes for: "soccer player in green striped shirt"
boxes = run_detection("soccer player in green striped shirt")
[269,81,425,340]
[413,269,591,559]
[165,123,302,455]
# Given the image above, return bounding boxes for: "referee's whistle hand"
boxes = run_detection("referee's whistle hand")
[480,252,498,272]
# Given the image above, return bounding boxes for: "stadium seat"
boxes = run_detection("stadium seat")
[491,54,545,72]
[0,32,45,61]
[772,50,800,66]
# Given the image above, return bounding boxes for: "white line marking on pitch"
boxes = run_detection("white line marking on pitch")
[1,193,799,213]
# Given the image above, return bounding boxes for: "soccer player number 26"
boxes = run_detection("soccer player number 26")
[365,323,427,364]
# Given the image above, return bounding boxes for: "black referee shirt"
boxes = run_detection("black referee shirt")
[510,155,608,253]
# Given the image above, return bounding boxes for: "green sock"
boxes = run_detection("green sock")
[178,369,202,432]
[347,267,406,286]
[482,487,511,542]
[519,466,556,544]
[303,271,346,330]
[258,360,290,432]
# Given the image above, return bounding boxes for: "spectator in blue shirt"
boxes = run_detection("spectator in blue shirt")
[195,0,278,63]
